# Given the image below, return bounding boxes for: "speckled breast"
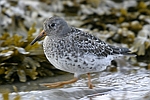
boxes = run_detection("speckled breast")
[43,36,112,75]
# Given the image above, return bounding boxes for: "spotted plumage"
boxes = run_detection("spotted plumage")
[31,16,133,89]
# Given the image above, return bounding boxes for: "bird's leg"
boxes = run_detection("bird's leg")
[87,73,93,89]
[40,77,78,88]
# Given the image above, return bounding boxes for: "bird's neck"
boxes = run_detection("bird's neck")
[59,26,72,37]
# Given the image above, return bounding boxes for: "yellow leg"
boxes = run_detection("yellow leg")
[87,73,93,89]
[40,77,78,88]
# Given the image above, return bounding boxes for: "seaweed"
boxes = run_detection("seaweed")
[1,0,150,84]
[0,24,63,84]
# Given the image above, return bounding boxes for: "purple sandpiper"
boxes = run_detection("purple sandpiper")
[31,16,133,89]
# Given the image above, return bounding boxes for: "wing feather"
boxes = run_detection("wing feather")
[69,28,117,57]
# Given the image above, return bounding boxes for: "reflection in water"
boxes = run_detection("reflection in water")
[0,66,150,100]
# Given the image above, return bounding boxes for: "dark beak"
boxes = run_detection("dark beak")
[30,30,47,45]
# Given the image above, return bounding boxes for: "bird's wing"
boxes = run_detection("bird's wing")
[69,28,130,57]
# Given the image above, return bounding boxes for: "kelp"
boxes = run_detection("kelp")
[1,0,150,83]
[61,0,150,66]
[131,25,150,63]
[78,1,150,57]
[0,24,64,84]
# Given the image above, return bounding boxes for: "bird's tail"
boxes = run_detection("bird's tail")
[120,48,136,57]
[110,45,136,57]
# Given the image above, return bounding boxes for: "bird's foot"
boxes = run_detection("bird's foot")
[40,77,78,88]
[40,82,64,88]
[88,83,93,89]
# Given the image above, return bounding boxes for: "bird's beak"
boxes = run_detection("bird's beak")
[30,30,47,45]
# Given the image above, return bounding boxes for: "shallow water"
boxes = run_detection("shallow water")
[1,0,150,99]
[0,65,150,100]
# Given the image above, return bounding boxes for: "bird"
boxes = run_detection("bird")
[31,16,133,89]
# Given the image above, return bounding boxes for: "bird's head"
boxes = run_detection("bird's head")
[31,16,71,45]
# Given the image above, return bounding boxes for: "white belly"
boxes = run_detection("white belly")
[43,36,121,77]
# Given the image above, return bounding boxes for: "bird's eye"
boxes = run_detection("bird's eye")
[51,23,56,27]
[48,23,56,29]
